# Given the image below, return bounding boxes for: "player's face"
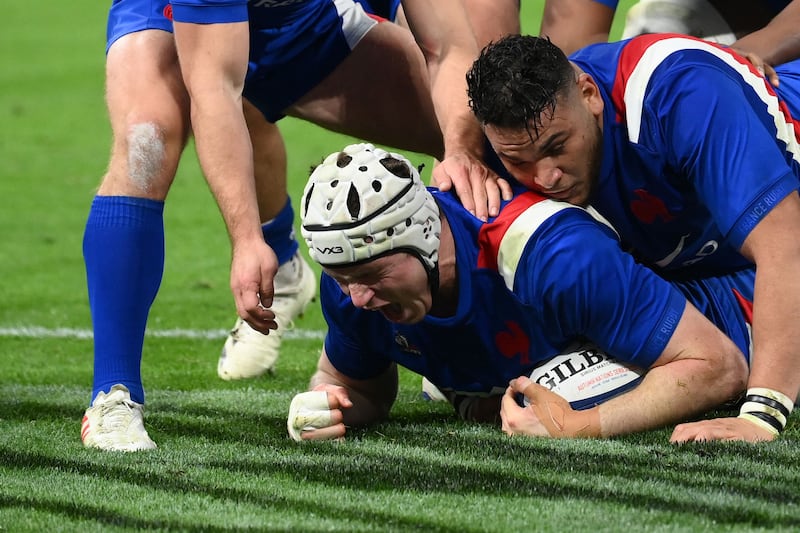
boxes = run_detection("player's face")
[325,253,432,324]
[484,78,604,207]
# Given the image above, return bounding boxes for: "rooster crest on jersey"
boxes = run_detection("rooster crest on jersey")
[301,143,441,271]
[527,342,645,410]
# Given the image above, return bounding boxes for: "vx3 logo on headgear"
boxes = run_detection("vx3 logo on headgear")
[316,246,344,255]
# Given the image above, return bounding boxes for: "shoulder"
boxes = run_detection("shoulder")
[614,35,760,97]
[478,192,617,287]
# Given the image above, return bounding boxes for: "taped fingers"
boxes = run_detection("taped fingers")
[287,390,334,442]
[301,422,347,441]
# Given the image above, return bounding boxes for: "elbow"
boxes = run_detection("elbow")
[682,345,748,411]
[712,347,749,405]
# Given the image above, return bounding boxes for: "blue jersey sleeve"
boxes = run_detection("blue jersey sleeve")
[319,274,394,380]
[514,208,686,368]
[170,0,248,24]
[641,51,799,248]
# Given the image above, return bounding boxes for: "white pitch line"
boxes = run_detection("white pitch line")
[0,326,325,341]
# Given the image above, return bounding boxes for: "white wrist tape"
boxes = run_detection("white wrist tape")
[747,387,794,414]
[739,400,788,429]
[737,387,794,435]
[287,390,332,442]
[737,412,780,437]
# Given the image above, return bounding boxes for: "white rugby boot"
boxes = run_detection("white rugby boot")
[421,377,449,402]
[81,384,157,451]
[218,251,317,380]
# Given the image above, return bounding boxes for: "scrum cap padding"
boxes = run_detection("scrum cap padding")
[301,143,441,270]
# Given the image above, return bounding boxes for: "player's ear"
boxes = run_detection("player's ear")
[577,73,604,116]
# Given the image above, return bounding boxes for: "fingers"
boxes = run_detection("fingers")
[301,421,347,441]
[258,277,275,310]
[451,174,479,220]
[734,48,780,87]
[470,182,490,222]
[238,291,277,334]
[433,164,478,218]
[288,388,353,442]
[460,166,501,221]
[434,156,506,221]
[430,165,453,191]
[500,385,522,435]
[231,242,279,334]
[670,417,778,443]
[485,175,502,219]
[313,384,354,410]
[508,375,533,394]
[764,64,780,87]
[257,242,278,309]
[497,177,514,202]
[670,420,734,443]
[299,408,346,441]
[512,377,566,409]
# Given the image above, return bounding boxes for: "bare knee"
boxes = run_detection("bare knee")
[126,122,167,193]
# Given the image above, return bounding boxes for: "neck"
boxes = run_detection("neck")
[429,212,458,317]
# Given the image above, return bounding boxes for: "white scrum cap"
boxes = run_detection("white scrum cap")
[300,143,441,271]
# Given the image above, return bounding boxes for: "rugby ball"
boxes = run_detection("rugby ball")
[526,342,645,410]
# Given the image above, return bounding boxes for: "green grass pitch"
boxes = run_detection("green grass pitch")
[2,1,799,531]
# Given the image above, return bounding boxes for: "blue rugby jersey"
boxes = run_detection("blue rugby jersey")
[569,34,800,277]
[321,189,754,399]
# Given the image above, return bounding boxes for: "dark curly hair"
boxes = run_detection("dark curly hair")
[467,35,574,139]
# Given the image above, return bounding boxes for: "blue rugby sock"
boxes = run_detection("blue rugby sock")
[262,198,298,266]
[83,196,164,405]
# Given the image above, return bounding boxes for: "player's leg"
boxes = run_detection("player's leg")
[82,24,190,450]
[217,1,414,380]
[218,2,440,379]
[286,0,519,156]
[241,0,442,156]
[220,1,450,380]
[217,102,316,380]
[288,19,444,158]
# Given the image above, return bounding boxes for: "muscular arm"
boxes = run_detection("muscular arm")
[505,301,748,438]
[404,0,512,219]
[540,0,616,56]
[740,194,800,403]
[402,0,482,161]
[597,302,747,437]
[500,207,749,439]
[310,347,399,428]
[172,20,277,330]
[671,194,800,442]
[730,0,800,66]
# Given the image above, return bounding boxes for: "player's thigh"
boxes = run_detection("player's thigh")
[101,30,191,198]
[288,22,444,159]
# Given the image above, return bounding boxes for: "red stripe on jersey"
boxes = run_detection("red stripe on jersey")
[609,34,799,144]
[477,191,548,270]
[732,288,754,325]
[611,35,729,124]
[365,12,387,23]
[778,100,800,148]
